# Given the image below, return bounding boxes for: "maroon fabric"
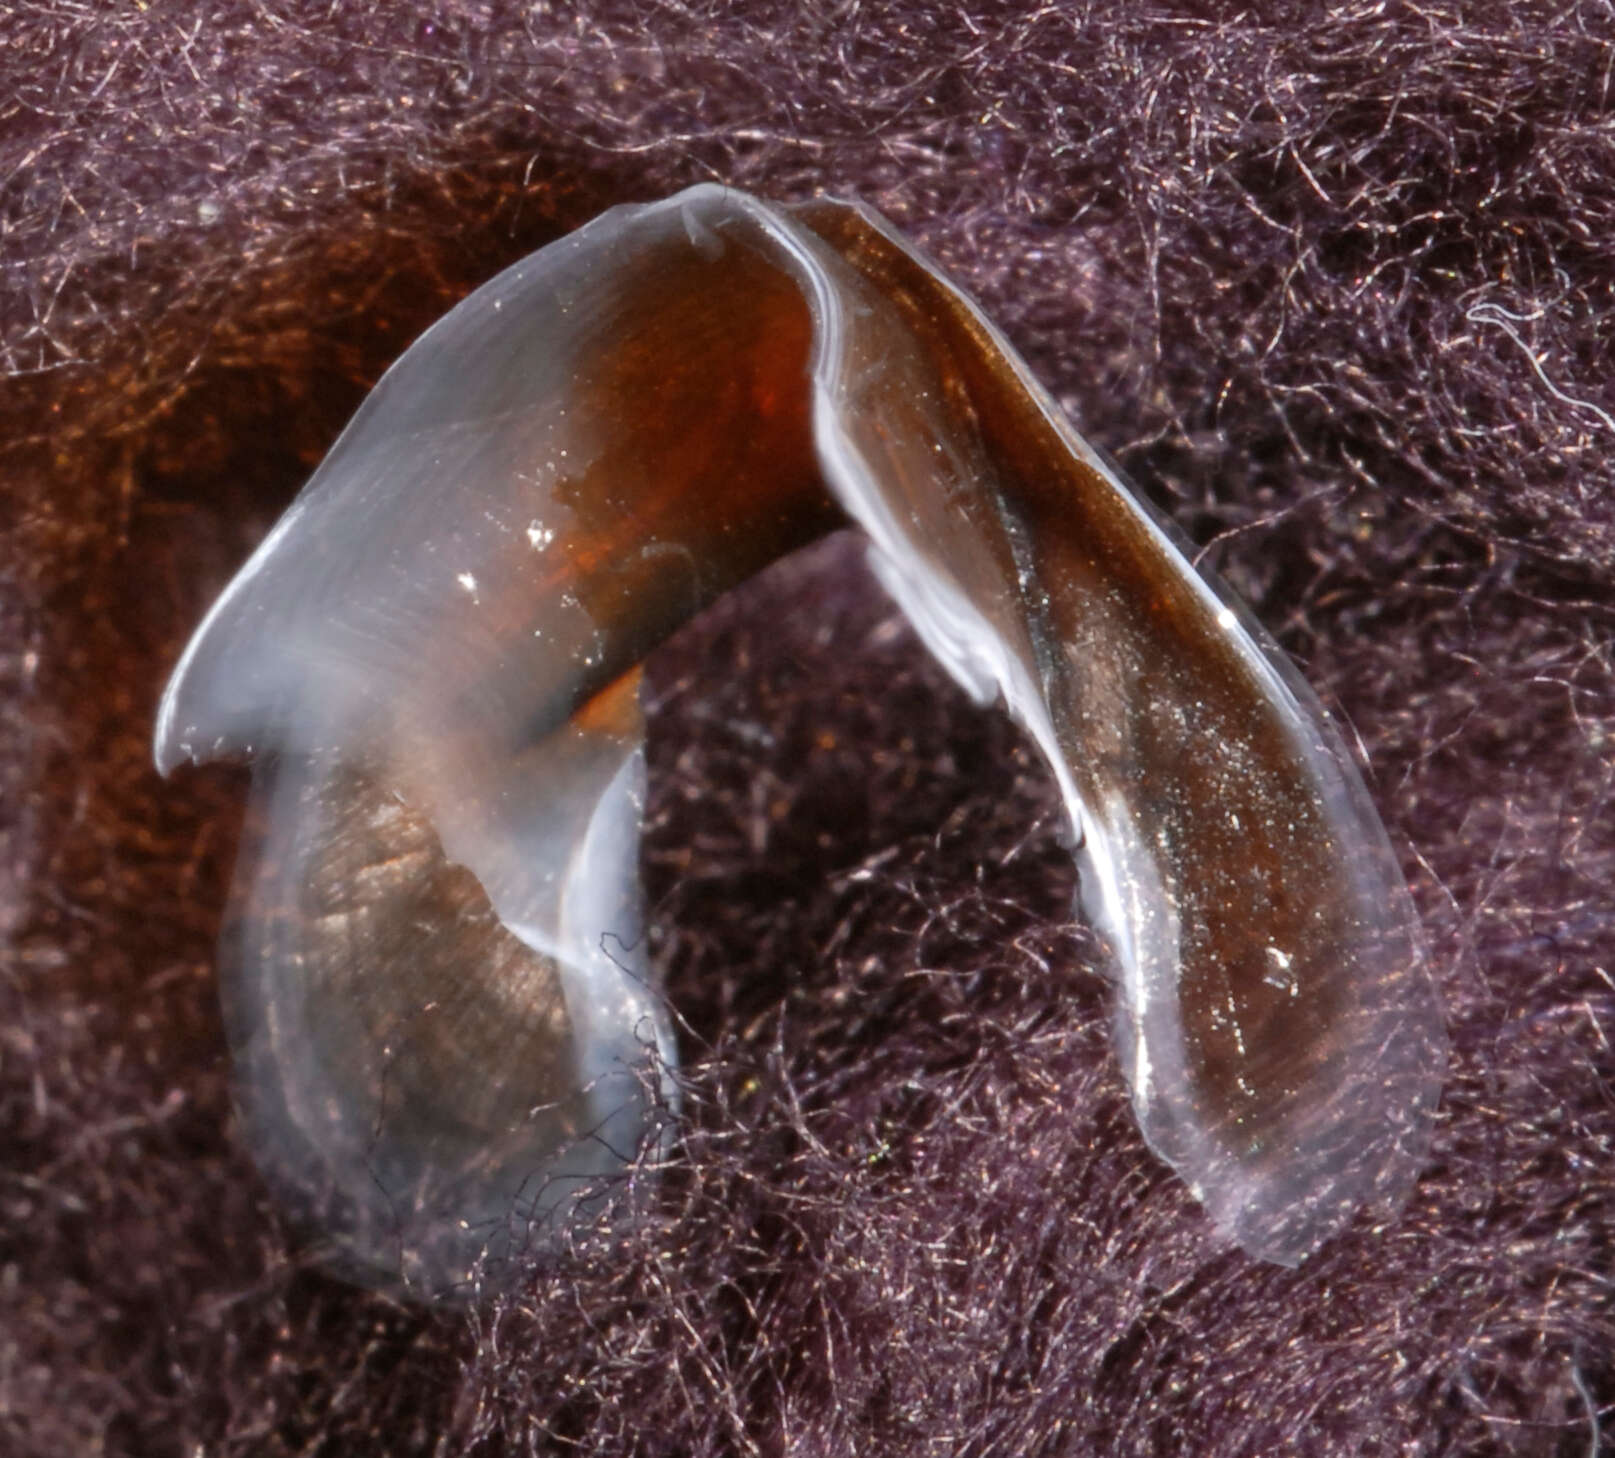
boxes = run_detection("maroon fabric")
[3,2,1611,1453]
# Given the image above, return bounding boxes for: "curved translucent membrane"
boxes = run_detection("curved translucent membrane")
[156,185,1445,1296]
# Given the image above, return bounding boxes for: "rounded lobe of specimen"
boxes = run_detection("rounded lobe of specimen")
[222,751,654,1291]
[156,185,1445,1294]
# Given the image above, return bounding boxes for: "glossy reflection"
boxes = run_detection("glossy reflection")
[156,184,1445,1296]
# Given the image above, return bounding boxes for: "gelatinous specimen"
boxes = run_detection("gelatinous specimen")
[156,185,1446,1296]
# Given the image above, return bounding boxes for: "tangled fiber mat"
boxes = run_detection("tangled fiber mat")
[3,2,1611,1453]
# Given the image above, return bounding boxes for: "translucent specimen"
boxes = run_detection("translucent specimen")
[156,185,1446,1297]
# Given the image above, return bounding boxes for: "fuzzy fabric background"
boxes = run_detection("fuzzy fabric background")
[3,1,1612,1454]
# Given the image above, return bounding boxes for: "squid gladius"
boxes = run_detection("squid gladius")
[155,186,1446,1298]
